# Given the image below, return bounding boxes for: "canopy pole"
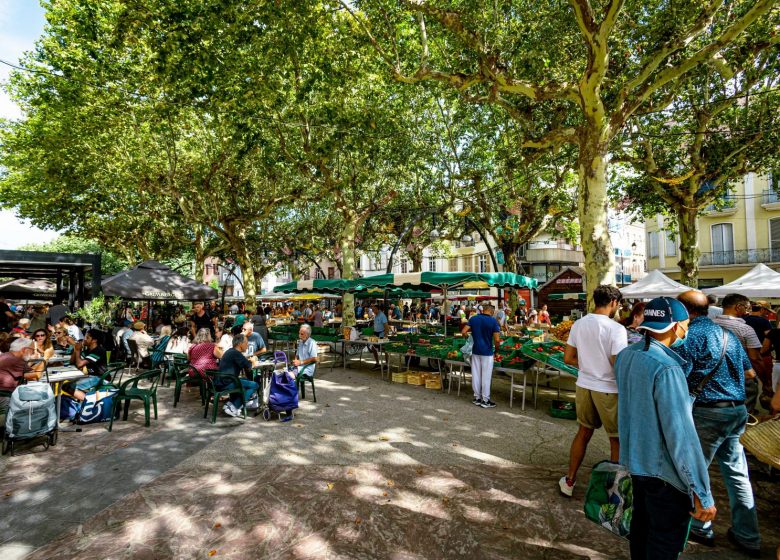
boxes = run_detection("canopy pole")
[443,286,448,337]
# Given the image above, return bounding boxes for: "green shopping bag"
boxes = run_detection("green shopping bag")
[583,460,633,538]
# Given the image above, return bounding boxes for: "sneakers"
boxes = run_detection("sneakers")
[558,476,575,497]
[245,395,260,410]
[223,402,240,418]
[472,397,482,406]
[480,399,497,408]
[688,529,716,548]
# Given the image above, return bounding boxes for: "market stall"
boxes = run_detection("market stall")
[619,269,690,299]
[537,267,586,319]
[702,263,780,298]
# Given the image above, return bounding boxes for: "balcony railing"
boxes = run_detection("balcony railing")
[699,248,780,266]
[525,247,584,263]
[763,189,780,205]
[703,194,737,214]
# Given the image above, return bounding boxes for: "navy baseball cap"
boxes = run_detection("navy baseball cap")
[637,297,689,333]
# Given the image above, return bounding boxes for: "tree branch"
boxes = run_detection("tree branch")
[522,127,578,150]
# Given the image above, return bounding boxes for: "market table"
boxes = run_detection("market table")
[341,339,391,380]
[493,365,532,411]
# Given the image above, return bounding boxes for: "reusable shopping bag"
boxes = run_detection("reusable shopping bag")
[583,460,632,538]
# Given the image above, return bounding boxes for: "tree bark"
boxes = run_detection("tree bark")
[193,225,205,283]
[340,220,357,328]
[502,247,520,313]
[410,248,423,273]
[577,143,615,308]
[676,205,700,288]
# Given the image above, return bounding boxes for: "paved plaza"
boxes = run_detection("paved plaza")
[1,364,778,559]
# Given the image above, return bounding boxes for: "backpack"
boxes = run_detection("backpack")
[5,382,57,440]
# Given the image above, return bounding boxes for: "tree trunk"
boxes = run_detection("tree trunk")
[340,220,357,328]
[233,251,258,311]
[676,206,700,288]
[503,247,520,313]
[578,144,615,308]
[193,226,205,283]
[409,246,423,272]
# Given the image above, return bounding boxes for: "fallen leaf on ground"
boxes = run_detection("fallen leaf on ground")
[326,483,335,490]
[355,517,362,525]
[451,443,459,447]
[208,550,217,557]
[442,497,450,504]
[387,480,394,486]
[415,469,423,475]
[382,492,388,497]
[378,436,389,441]
[213,523,222,529]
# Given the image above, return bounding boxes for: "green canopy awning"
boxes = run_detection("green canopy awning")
[345,272,537,291]
[272,279,349,294]
[353,287,440,299]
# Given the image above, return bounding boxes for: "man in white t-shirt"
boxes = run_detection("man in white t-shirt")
[559,284,627,497]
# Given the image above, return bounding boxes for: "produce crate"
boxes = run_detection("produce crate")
[425,374,442,390]
[549,399,577,420]
[362,327,375,336]
[392,372,408,383]
[416,345,450,359]
[546,356,579,377]
[315,334,340,342]
[520,340,567,362]
[385,343,410,354]
[444,350,462,361]
[407,372,426,386]
[499,336,531,351]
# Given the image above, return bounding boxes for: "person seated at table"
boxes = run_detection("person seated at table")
[61,316,83,341]
[294,324,318,375]
[129,321,155,368]
[0,338,40,425]
[52,326,72,353]
[29,328,54,374]
[12,318,31,336]
[218,325,239,354]
[241,323,267,357]
[64,329,108,402]
[233,309,247,328]
[166,327,192,355]
[218,334,259,418]
[189,328,222,376]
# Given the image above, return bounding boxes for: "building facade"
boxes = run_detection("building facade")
[645,172,780,287]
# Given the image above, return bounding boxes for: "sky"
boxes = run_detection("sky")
[0,0,60,249]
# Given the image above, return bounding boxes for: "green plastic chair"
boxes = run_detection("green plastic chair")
[108,369,163,431]
[296,363,316,402]
[202,370,247,423]
[172,362,206,407]
[165,353,189,387]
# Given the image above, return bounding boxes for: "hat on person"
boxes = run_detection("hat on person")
[753,300,771,311]
[133,321,145,331]
[637,297,689,333]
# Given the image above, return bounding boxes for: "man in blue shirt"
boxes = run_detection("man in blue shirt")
[218,334,259,418]
[615,297,716,559]
[676,291,760,556]
[461,304,500,408]
[369,304,388,371]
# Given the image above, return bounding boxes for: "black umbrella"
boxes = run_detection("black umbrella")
[101,260,218,301]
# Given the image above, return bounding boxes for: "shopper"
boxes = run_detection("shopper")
[713,293,763,411]
[559,284,626,497]
[615,297,716,560]
[461,304,501,408]
[675,291,761,556]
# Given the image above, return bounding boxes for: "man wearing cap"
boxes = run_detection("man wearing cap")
[615,297,716,559]
[559,285,626,497]
[675,291,760,556]
[129,321,154,368]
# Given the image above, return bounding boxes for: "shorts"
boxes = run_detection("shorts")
[575,386,618,437]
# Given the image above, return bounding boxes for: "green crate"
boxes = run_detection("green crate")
[362,327,375,336]
[549,399,577,420]
[547,356,579,377]
[385,343,410,354]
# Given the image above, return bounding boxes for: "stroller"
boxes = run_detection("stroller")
[3,382,58,456]
[260,351,299,422]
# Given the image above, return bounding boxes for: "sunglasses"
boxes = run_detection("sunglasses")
[35,334,47,338]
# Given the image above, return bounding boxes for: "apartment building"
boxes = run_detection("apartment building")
[645,172,780,288]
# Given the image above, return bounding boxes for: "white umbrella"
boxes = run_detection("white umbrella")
[703,264,780,298]
[619,269,691,299]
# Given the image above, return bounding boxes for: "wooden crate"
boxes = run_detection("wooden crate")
[392,372,408,383]
[425,374,442,390]
[407,372,425,386]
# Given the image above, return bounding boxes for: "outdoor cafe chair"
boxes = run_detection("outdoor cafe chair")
[165,353,189,388]
[202,369,247,424]
[108,368,163,432]
[296,362,316,403]
[127,339,142,372]
[172,362,206,408]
